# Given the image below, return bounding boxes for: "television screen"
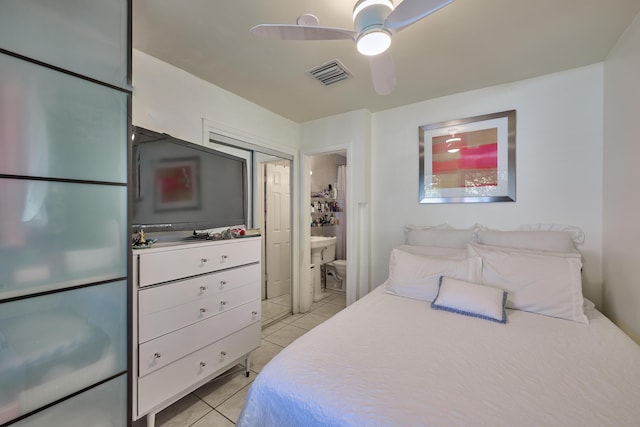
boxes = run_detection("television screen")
[131,126,248,232]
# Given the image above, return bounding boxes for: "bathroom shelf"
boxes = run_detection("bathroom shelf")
[311,212,342,216]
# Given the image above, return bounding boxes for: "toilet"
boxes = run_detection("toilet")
[325,259,347,291]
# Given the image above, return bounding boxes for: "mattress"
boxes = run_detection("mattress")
[238,285,640,427]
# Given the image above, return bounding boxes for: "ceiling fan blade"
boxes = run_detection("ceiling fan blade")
[369,51,396,95]
[384,0,455,31]
[250,24,356,41]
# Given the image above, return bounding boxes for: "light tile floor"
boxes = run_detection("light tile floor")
[133,290,346,427]
[261,293,291,325]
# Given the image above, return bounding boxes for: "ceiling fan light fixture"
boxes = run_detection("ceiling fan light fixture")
[353,0,393,55]
[352,0,394,22]
[251,0,456,95]
[356,28,391,55]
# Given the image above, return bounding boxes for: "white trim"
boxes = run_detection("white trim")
[202,118,295,158]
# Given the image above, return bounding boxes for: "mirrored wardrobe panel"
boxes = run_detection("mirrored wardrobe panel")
[206,134,293,326]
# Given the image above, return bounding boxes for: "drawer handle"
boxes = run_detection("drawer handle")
[154,352,162,359]
[199,285,207,293]
[221,255,228,261]
[200,307,208,313]
[220,351,226,360]
[201,258,209,264]
[200,361,207,368]
[219,280,227,289]
[220,300,227,307]
[252,311,258,317]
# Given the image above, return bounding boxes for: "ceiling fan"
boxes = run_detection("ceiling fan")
[250,0,456,95]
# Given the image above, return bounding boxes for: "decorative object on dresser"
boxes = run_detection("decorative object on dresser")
[131,236,262,427]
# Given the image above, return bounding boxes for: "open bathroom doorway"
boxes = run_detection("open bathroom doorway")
[309,151,347,302]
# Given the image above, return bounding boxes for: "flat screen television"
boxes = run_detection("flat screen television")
[131,126,248,233]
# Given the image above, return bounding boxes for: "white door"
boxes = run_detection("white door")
[265,162,291,299]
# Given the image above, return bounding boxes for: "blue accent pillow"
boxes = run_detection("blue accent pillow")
[431,276,508,324]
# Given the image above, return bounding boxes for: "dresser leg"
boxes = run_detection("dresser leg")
[146,412,156,427]
[244,355,251,377]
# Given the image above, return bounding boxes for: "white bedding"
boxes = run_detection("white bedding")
[238,285,640,427]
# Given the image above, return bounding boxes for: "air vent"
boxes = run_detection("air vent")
[306,59,352,86]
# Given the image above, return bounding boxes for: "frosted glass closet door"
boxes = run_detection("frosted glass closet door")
[0,282,127,423]
[0,0,130,424]
[0,0,128,87]
[11,375,127,427]
[0,179,127,299]
[0,53,128,183]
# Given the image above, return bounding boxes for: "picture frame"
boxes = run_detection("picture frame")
[419,110,516,203]
[154,157,201,211]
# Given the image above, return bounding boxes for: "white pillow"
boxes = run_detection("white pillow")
[385,248,480,302]
[476,230,576,253]
[517,224,585,246]
[431,276,508,324]
[394,244,468,260]
[405,226,479,248]
[467,242,587,323]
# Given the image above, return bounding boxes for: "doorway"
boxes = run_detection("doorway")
[309,151,347,301]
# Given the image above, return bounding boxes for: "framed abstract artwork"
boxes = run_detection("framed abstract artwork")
[419,110,516,203]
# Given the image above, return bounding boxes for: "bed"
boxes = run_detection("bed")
[237,225,640,427]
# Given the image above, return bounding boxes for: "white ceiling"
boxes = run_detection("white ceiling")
[133,0,640,123]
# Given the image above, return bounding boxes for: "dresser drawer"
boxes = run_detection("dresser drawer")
[138,263,260,315]
[138,299,261,377]
[137,238,260,287]
[137,323,261,415]
[139,281,259,343]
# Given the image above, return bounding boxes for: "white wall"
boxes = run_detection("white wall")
[132,50,299,149]
[603,12,640,343]
[370,64,605,307]
[131,49,304,311]
[310,153,345,194]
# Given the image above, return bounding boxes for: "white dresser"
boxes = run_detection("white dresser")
[131,237,262,427]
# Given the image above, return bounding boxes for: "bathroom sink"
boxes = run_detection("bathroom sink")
[310,236,337,302]
[310,236,336,265]
[310,236,337,249]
